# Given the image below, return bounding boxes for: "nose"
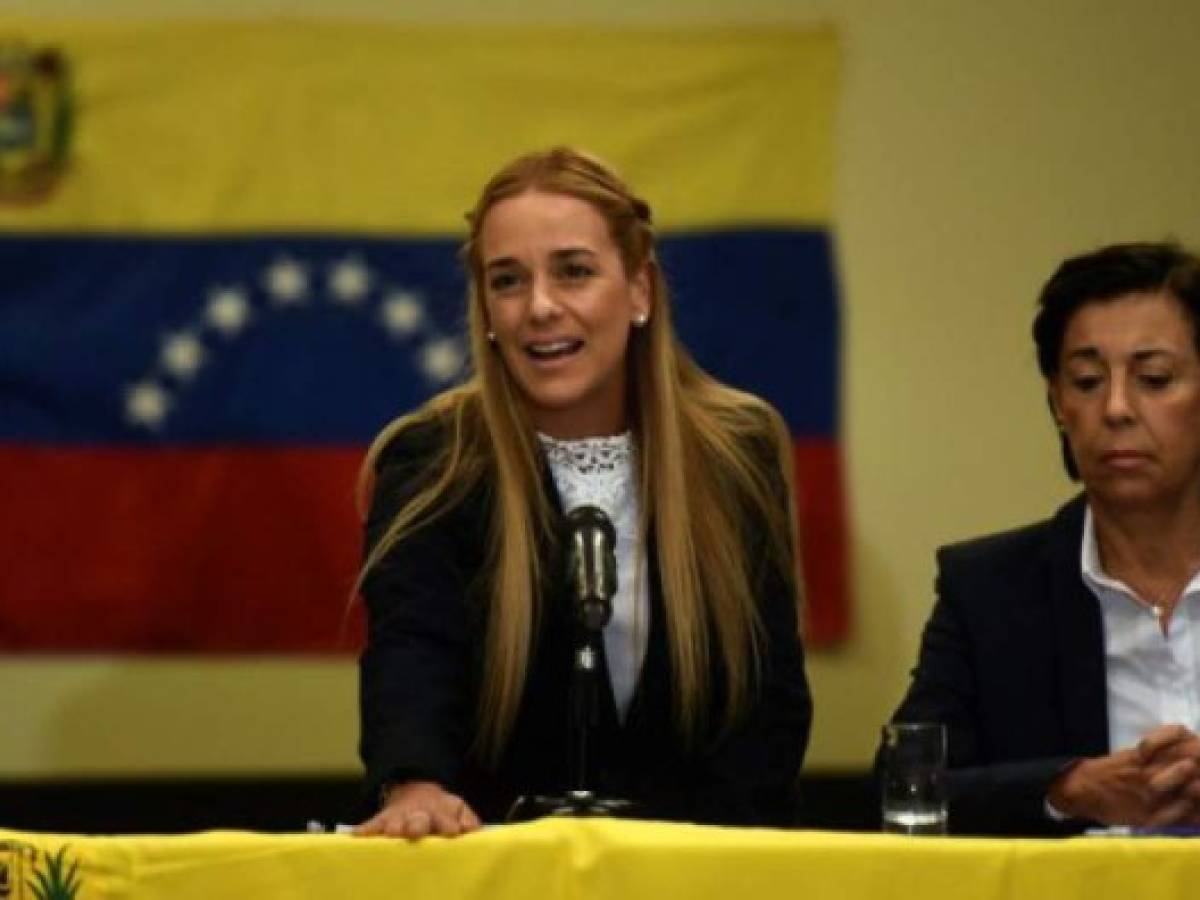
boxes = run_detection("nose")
[528,275,562,323]
[1103,375,1135,426]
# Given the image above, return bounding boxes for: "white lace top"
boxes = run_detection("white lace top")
[539,431,649,722]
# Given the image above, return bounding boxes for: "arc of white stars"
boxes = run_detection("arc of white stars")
[126,252,469,430]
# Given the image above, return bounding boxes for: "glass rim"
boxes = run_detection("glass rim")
[882,721,945,733]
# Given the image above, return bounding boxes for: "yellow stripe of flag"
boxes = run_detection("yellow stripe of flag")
[0,20,837,233]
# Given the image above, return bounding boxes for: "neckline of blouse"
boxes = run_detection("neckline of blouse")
[537,431,634,475]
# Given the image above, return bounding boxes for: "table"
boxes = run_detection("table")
[2,818,1196,900]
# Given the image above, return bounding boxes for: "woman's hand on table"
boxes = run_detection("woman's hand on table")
[1048,748,1157,825]
[1049,725,1200,827]
[354,780,483,839]
[1138,723,1200,822]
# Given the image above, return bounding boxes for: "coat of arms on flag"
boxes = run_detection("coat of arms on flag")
[0,40,72,205]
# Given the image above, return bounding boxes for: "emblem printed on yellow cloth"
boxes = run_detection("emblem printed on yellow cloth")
[0,843,81,900]
[0,839,35,900]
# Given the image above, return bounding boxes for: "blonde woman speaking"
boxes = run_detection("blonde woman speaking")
[354,148,811,839]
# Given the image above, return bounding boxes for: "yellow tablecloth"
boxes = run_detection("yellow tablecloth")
[1,819,1195,900]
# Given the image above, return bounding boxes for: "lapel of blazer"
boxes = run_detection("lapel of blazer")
[624,527,670,736]
[1046,493,1110,755]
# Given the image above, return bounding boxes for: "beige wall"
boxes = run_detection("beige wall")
[3,0,1199,775]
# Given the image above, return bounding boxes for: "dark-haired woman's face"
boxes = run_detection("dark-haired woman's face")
[1049,291,1200,510]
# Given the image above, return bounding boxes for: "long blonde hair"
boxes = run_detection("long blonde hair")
[359,147,802,764]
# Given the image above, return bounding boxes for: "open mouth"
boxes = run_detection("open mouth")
[525,339,583,361]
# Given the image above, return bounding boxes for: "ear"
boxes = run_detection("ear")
[630,261,653,322]
[1045,386,1065,430]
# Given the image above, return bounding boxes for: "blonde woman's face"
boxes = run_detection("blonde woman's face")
[479,190,650,439]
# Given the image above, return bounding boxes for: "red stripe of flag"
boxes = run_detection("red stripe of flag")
[1,439,847,651]
[793,439,850,644]
[0,447,365,652]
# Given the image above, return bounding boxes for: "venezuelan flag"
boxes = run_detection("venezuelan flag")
[0,21,845,656]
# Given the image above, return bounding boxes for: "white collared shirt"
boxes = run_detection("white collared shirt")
[1080,506,1200,751]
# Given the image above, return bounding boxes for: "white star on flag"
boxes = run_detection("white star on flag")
[264,257,309,305]
[328,256,372,306]
[380,290,426,337]
[420,338,466,383]
[160,332,206,380]
[206,286,251,337]
[125,381,172,429]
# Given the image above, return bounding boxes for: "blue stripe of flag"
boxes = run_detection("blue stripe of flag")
[0,231,837,443]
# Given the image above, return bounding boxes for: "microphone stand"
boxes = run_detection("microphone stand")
[507,507,636,822]
[557,615,635,816]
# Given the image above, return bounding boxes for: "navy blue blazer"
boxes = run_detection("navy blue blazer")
[358,420,812,827]
[887,495,1109,835]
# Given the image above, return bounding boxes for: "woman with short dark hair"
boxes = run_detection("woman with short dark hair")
[887,241,1200,835]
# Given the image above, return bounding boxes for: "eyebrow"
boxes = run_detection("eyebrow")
[484,257,520,272]
[1064,347,1176,363]
[550,246,597,261]
[484,246,597,271]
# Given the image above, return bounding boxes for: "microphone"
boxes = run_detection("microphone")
[504,503,635,822]
[564,505,617,631]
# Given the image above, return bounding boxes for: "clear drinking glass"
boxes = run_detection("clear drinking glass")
[880,721,948,835]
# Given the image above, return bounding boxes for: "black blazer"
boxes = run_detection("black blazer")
[887,494,1109,835]
[359,421,812,827]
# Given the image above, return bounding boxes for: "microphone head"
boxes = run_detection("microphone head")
[565,504,616,542]
[564,505,617,630]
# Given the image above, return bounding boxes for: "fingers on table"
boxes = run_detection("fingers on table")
[354,793,482,839]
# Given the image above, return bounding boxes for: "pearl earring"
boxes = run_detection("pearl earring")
[487,331,497,343]
[633,313,648,327]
